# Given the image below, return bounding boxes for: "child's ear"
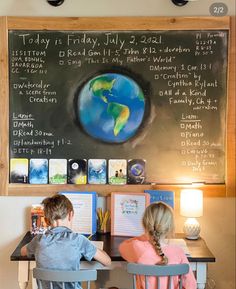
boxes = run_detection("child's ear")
[44,217,51,226]
[68,210,74,221]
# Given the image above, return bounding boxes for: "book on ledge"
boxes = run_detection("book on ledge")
[60,191,97,235]
[111,192,150,236]
[144,190,175,208]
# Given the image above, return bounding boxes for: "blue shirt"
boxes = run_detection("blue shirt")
[26,226,97,289]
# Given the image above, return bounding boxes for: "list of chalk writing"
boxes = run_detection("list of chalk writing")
[9,30,228,183]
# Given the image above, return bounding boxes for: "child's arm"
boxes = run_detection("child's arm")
[93,248,111,266]
[20,245,27,256]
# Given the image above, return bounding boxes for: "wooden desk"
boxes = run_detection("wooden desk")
[11,232,215,289]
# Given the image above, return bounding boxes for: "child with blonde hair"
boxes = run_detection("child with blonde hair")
[119,202,196,289]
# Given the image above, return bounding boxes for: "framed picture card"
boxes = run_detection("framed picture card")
[67,159,87,184]
[49,159,67,184]
[111,192,150,236]
[88,159,107,184]
[29,159,48,184]
[127,159,146,184]
[108,159,127,185]
[10,158,28,183]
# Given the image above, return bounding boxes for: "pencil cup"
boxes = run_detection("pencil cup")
[97,208,110,234]
[97,223,108,234]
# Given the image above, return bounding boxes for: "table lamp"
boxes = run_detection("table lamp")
[180,189,203,240]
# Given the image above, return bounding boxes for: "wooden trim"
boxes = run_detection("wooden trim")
[226,16,236,197]
[7,183,226,198]
[0,16,235,197]
[7,16,230,31]
[0,17,9,196]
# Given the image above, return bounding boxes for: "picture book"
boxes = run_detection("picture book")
[67,159,87,184]
[49,159,67,184]
[111,192,150,236]
[31,204,48,234]
[60,191,97,235]
[144,190,174,208]
[88,159,107,184]
[10,158,28,183]
[108,159,127,185]
[127,159,146,184]
[29,159,48,184]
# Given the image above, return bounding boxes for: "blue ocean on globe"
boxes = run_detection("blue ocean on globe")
[77,73,146,143]
[130,163,144,176]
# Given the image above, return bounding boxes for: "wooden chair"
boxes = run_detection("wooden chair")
[33,268,97,289]
[127,263,189,289]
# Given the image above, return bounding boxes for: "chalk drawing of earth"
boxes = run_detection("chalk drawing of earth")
[76,73,145,143]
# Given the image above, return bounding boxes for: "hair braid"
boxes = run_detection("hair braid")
[142,202,174,265]
[149,229,168,265]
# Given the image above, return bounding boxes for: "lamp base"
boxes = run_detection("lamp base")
[183,218,200,240]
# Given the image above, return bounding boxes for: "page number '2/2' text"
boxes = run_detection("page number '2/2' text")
[209,3,228,16]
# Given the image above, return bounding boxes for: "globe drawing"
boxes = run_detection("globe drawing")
[76,73,146,143]
[130,163,144,177]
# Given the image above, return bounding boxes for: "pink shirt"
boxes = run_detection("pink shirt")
[119,234,197,289]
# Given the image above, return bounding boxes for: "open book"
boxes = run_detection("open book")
[162,239,191,256]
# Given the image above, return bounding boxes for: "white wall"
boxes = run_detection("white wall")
[0,197,45,289]
[0,1,235,288]
[0,0,235,17]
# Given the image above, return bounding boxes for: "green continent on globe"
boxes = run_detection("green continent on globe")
[89,75,130,137]
[107,102,130,136]
[89,76,116,103]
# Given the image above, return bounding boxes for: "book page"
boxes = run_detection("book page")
[162,239,191,256]
[113,193,147,236]
[63,193,94,234]
[90,241,104,250]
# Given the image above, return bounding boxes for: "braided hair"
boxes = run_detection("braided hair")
[142,202,174,265]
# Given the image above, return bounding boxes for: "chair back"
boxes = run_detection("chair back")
[33,268,97,289]
[127,263,189,289]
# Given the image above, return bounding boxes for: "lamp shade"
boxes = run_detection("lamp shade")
[180,189,203,217]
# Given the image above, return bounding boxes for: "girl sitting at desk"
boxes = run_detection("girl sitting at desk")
[21,194,111,289]
[119,202,197,289]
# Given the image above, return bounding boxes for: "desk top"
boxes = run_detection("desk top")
[10,231,215,263]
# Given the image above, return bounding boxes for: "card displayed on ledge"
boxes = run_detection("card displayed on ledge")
[29,159,48,184]
[144,190,174,208]
[10,158,28,183]
[60,192,97,235]
[127,159,146,184]
[49,159,67,184]
[111,192,150,236]
[67,159,87,184]
[108,159,127,185]
[88,159,107,184]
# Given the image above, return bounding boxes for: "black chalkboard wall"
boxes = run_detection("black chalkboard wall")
[8,30,228,184]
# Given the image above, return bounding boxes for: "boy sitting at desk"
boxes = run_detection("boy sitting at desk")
[21,194,111,288]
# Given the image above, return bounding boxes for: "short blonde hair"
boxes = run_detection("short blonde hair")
[42,194,73,226]
[142,202,175,264]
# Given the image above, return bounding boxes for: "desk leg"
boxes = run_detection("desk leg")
[18,261,29,289]
[196,262,207,289]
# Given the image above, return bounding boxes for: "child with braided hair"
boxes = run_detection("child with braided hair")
[119,202,196,289]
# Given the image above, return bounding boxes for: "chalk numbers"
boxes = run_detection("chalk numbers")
[209,3,228,16]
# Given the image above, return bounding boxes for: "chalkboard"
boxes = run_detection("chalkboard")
[8,28,228,184]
